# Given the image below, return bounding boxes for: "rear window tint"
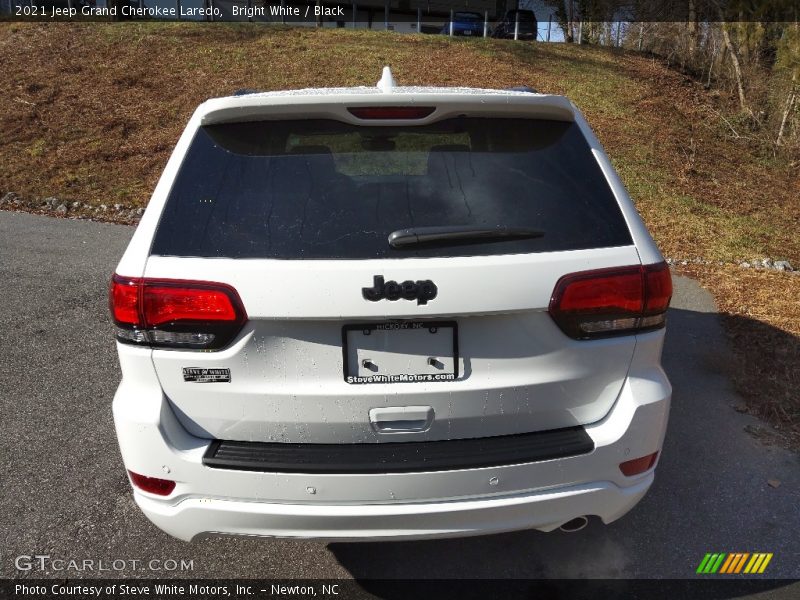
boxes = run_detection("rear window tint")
[150,118,632,259]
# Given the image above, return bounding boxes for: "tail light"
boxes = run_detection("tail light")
[549,262,672,339]
[109,275,247,350]
[619,451,660,476]
[128,470,176,496]
[347,106,436,120]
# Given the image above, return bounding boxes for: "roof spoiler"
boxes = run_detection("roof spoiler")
[507,86,538,93]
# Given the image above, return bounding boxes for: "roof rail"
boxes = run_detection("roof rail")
[233,89,261,96]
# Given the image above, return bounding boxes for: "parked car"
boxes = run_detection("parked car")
[492,9,537,40]
[110,67,672,541]
[440,11,486,37]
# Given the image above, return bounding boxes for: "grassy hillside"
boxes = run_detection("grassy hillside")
[2,22,799,263]
[1,22,797,444]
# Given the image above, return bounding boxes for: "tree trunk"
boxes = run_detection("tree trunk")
[688,0,698,58]
[720,22,749,113]
[776,71,798,146]
[566,0,574,43]
[706,44,716,88]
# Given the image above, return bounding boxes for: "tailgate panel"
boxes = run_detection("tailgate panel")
[147,247,639,443]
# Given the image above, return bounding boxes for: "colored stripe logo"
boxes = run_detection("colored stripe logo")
[696,553,773,574]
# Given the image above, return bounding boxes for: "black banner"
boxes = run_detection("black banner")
[3,579,800,600]
[3,0,800,23]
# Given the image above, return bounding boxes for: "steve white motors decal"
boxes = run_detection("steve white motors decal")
[347,373,456,384]
[182,367,231,383]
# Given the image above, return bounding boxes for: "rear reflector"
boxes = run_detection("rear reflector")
[127,470,176,496]
[347,106,436,120]
[109,275,247,350]
[549,262,672,339]
[619,451,659,476]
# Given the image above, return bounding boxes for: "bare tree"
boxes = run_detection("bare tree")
[775,71,797,146]
[719,22,749,113]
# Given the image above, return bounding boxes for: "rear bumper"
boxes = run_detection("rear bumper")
[112,338,671,542]
[135,476,652,542]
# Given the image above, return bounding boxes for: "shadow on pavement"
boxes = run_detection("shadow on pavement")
[327,304,799,595]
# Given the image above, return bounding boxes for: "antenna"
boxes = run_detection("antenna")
[376,66,396,93]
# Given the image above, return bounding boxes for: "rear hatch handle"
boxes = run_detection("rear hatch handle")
[369,406,435,433]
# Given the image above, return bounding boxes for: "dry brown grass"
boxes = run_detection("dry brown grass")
[2,22,798,263]
[0,22,797,446]
[680,265,800,447]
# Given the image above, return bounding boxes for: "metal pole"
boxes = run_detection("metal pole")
[483,10,488,37]
[139,0,143,9]
[514,10,519,41]
[176,0,181,21]
[546,14,551,42]
[449,9,453,36]
[208,0,213,21]
[578,20,583,44]
[384,2,388,30]
[417,7,420,33]
[352,2,356,28]
[316,0,321,27]
[281,0,285,24]
[246,0,252,22]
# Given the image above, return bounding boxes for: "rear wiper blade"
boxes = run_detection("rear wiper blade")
[388,225,544,248]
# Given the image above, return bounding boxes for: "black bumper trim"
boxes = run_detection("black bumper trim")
[202,426,594,474]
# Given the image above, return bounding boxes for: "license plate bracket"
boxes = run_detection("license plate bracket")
[342,321,459,384]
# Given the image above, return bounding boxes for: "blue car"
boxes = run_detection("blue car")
[441,11,486,37]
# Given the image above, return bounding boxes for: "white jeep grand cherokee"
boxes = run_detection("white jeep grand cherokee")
[110,68,672,541]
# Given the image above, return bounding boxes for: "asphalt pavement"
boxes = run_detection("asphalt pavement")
[1,211,797,592]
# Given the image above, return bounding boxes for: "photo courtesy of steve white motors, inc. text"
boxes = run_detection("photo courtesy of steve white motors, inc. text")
[16,1,343,20]
[14,583,341,597]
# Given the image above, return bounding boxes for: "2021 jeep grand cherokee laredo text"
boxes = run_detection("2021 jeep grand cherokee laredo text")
[110,68,672,541]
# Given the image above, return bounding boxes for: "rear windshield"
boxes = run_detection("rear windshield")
[151,118,632,259]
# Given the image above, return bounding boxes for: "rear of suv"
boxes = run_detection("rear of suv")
[110,68,672,541]
[492,9,538,40]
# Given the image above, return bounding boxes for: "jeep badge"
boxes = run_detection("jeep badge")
[362,275,438,305]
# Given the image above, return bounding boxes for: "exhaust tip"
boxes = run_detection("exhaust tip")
[559,516,589,533]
